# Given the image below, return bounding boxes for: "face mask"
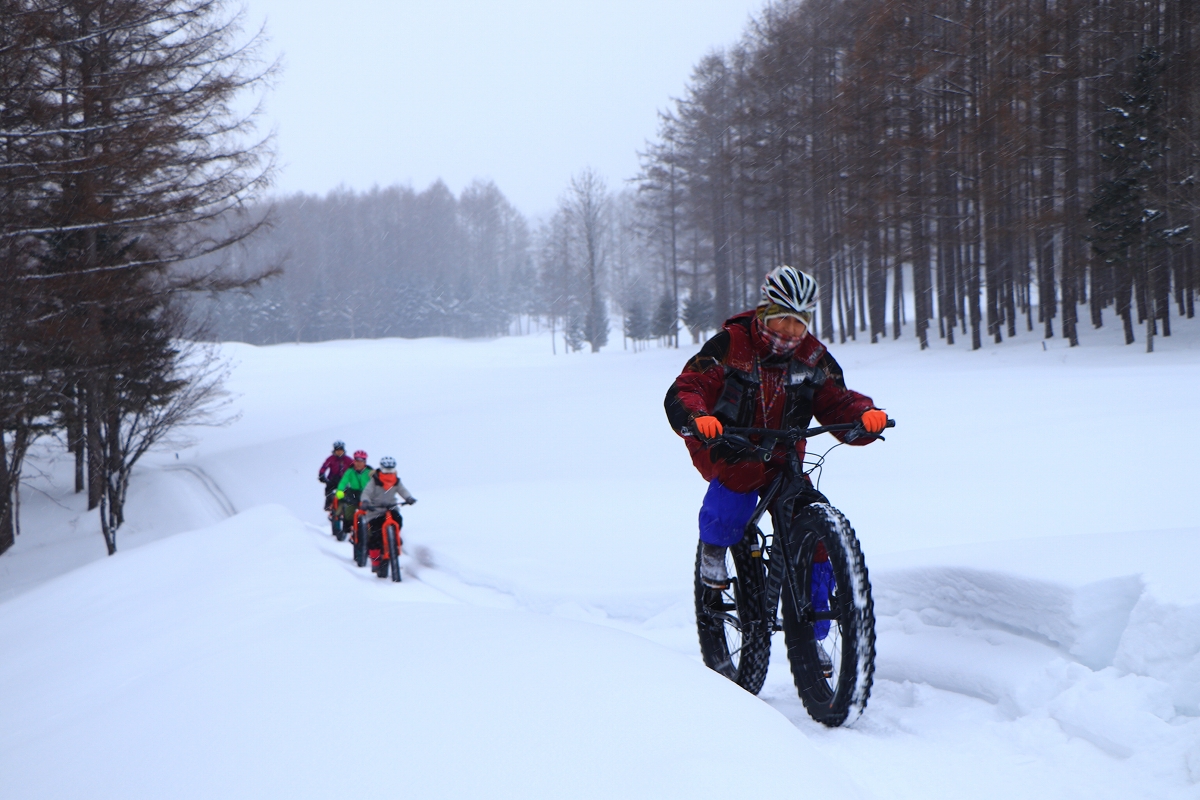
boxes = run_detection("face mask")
[379,473,397,490]
[757,318,805,355]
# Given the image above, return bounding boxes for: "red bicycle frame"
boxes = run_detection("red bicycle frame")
[379,510,402,560]
[352,509,367,545]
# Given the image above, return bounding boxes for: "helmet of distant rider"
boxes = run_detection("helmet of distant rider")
[332,440,345,452]
[353,449,368,461]
[760,265,818,318]
[379,456,397,471]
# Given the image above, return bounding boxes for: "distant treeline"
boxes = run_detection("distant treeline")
[201,182,534,342]
[639,0,1200,352]
[200,172,670,351]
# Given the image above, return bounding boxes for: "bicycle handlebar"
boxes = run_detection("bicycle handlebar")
[682,418,895,441]
[723,419,896,440]
[688,418,895,464]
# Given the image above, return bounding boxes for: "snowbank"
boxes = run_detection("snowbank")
[4,323,1200,799]
[0,505,866,800]
[863,529,1200,793]
[873,528,1200,702]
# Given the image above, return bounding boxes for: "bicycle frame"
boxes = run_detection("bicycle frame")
[704,421,894,629]
[352,509,368,545]
[687,418,893,724]
[379,510,402,560]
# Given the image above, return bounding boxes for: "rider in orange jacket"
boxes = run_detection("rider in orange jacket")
[359,455,416,578]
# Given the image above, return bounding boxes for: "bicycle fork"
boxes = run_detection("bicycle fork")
[749,472,822,634]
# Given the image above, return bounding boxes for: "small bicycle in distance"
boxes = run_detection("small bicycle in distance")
[353,503,408,582]
[328,494,348,541]
[351,508,369,568]
[369,504,405,583]
[685,419,894,727]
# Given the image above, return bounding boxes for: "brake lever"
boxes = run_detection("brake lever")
[844,424,887,443]
[683,427,775,460]
[681,425,738,446]
[719,432,755,450]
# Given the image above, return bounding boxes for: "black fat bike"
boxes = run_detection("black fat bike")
[328,493,348,541]
[689,419,894,727]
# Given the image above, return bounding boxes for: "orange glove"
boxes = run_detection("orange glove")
[861,409,888,434]
[692,415,724,439]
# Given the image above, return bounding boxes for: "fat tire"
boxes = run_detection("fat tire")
[353,518,368,568]
[694,535,771,694]
[387,527,402,583]
[780,503,875,727]
[331,515,346,541]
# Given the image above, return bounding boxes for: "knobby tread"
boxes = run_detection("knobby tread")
[780,503,876,726]
[694,537,772,694]
[388,527,402,582]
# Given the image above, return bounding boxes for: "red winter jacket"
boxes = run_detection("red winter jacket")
[319,454,354,484]
[664,311,877,493]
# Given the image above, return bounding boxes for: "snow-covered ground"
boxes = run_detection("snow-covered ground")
[2,317,1199,798]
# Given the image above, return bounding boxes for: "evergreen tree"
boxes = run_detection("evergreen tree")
[1088,47,1186,351]
[652,294,678,343]
[584,295,609,352]
[683,289,716,343]
[624,299,651,349]
[3,0,275,554]
[564,300,586,352]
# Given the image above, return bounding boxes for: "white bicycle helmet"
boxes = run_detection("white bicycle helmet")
[760,265,818,316]
[379,456,397,470]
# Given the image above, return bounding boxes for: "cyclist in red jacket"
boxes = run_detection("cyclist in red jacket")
[318,441,354,512]
[665,266,888,590]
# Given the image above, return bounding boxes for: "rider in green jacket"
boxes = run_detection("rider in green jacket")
[335,449,374,528]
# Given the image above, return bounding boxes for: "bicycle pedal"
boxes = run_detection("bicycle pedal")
[818,648,834,678]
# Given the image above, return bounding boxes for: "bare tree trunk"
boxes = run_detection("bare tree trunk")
[67,384,85,494]
[0,433,16,556]
[86,380,104,511]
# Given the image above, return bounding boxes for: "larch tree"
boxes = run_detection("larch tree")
[1,0,275,555]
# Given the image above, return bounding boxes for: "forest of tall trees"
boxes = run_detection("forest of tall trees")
[639,0,1199,353]
[207,0,1200,356]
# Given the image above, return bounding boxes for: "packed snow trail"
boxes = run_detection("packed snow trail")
[3,323,1200,798]
[0,506,867,800]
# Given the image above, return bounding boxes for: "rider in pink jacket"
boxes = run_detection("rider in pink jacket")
[318,441,354,510]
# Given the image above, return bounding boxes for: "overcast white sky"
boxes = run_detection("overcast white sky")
[244,0,763,216]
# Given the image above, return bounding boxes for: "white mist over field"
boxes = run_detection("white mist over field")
[2,322,1199,799]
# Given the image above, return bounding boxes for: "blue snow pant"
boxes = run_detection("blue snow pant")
[698,479,759,547]
[699,478,832,640]
[812,559,833,640]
